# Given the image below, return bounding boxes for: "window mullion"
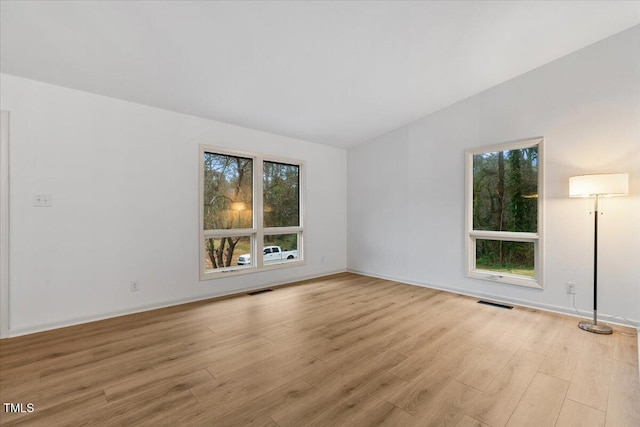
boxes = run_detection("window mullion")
[469,230,538,241]
[255,156,264,269]
[204,228,256,239]
[264,226,303,235]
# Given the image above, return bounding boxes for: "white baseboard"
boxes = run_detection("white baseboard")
[5,269,347,338]
[347,268,640,330]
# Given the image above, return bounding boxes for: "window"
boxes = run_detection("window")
[465,137,543,288]
[200,146,304,279]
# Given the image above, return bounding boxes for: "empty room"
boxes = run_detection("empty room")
[0,1,639,426]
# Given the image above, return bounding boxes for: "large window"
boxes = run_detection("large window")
[465,137,543,288]
[200,146,304,279]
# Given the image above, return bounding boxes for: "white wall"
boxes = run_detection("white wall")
[0,74,348,337]
[348,25,640,324]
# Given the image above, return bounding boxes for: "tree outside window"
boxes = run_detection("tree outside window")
[200,147,304,279]
[466,138,543,288]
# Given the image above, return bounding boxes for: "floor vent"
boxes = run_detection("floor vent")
[247,289,273,296]
[477,300,513,310]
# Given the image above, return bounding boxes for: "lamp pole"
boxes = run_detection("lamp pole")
[569,173,628,335]
[578,194,612,334]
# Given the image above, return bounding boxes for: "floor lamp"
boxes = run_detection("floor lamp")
[569,173,629,334]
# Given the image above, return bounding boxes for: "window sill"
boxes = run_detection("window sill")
[200,259,306,281]
[467,270,542,289]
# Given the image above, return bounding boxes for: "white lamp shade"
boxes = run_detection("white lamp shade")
[569,173,629,197]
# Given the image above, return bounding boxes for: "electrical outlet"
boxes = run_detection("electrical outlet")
[130,281,140,292]
[33,194,52,207]
[565,282,576,295]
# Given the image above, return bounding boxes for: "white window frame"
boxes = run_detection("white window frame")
[199,145,305,280]
[465,137,544,289]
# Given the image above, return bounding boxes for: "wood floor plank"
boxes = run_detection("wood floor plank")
[605,359,640,427]
[272,350,407,426]
[103,367,214,402]
[505,372,569,427]
[466,348,545,427]
[520,313,564,355]
[302,343,406,388]
[0,389,108,426]
[349,401,414,427]
[612,330,639,365]
[455,331,526,391]
[300,372,408,427]
[502,308,541,339]
[538,318,586,382]
[190,351,321,414]
[466,308,516,348]
[455,415,491,427]
[153,335,277,376]
[33,342,193,412]
[0,371,40,406]
[410,380,481,427]
[177,378,314,426]
[0,273,636,426]
[0,348,95,378]
[556,399,606,427]
[387,342,477,415]
[389,329,477,382]
[565,339,615,411]
[95,390,200,427]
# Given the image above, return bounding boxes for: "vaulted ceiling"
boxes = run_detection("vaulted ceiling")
[2,1,639,148]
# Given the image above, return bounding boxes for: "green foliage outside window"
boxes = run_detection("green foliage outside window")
[473,146,538,276]
[202,153,301,270]
[203,152,253,230]
[263,161,300,228]
[203,152,253,269]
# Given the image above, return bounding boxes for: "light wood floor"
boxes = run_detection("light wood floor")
[1,273,638,426]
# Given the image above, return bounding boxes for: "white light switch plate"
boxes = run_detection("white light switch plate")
[34,194,52,207]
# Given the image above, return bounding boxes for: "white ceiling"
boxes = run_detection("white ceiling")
[1,1,639,148]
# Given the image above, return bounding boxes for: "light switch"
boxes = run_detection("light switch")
[34,194,52,207]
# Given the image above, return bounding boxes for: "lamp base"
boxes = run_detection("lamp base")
[578,321,612,334]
